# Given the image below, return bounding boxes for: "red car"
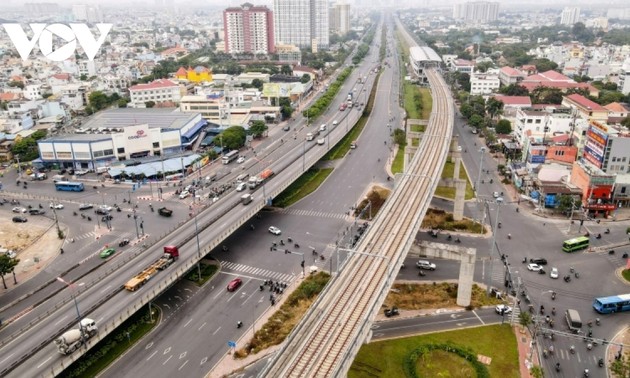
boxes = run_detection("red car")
[227,278,242,292]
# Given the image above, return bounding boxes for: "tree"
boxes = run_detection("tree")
[529,366,544,378]
[117,98,129,108]
[219,126,247,150]
[496,119,512,134]
[280,64,293,76]
[475,61,494,73]
[518,311,532,331]
[144,101,156,108]
[393,129,406,146]
[556,195,577,216]
[89,91,110,111]
[251,79,264,91]
[469,114,484,129]
[486,97,504,120]
[11,137,39,161]
[249,120,268,138]
[499,84,529,96]
[622,116,630,129]
[300,74,311,84]
[0,254,20,289]
[532,58,558,73]
[80,74,88,81]
[8,80,24,89]
[281,105,293,120]
[610,352,630,378]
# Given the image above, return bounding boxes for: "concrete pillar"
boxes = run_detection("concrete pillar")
[457,249,476,307]
[453,179,466,221]
[451,135,461,179]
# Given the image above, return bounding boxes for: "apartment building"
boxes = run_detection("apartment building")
[453,1,499,23]
[223,3,275,55]
[498,66,525,86]
[128,79,182,108]
[560,7,580,26]
[330,2,351,34]
[470,72,500,95]
[561,94,608,123]
[273,0,329,49]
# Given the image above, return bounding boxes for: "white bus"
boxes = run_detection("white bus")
[222,150,239,165]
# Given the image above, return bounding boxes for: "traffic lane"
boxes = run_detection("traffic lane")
[371,308,501,340]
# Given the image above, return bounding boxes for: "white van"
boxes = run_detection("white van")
[236,182,247,192]
[241,193,253,205]
[319,124,326,132]
[306,133,314,141]
[236,173,250,183]
[96,167,109,175]
[52,175,66,183]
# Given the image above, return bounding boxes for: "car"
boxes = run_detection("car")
[236,156,245,164]
[268,226,282,235]
[236,182,247,192]
[350,141,357,149]
[99,205,113,212]
[529,258,548,265]
[95,208,110,215]
[332,120,338,126]
[492,191,500,198]
[12,207,27,213]
[319,124,326,132]
[317,138,325,145]
[75,170,89,176]
[416,260,436,270]
[12,216,27,223]
[306,132,314,141]
[495,304,512,315]
[550,267,559,279]
[79,203,94,210]
[49,203,64,209]
[282,125,290,131]
[179,190,191,199]
[29,209,46,215]
[527,263,543,272]
[227,278,242,292]
[99,248,116,258]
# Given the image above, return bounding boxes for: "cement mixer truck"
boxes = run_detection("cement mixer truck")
[54,318,98,355]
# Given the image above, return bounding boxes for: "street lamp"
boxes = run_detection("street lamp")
[193,210,202,281]
[474,147,487,192]
[486,197,503,295]
[57,277,82,322]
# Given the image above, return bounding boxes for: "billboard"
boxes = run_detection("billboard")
[262,83,291,97]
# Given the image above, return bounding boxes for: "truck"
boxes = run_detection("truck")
[241,193,253,205]
[248,169,274,189]
[158,207,173,217]
[54,318,98,355]
[565,309,582,333]
[124,246,180,291]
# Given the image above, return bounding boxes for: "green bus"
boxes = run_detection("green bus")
[562,236,590,252]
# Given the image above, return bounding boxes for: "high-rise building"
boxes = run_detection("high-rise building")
[25,3,60,15]
[72,4,103,23]
[223,3,275,54]
[330,2,351,34]
[560,7,581,26]
[453,1,499,23]
[273,0,329,50]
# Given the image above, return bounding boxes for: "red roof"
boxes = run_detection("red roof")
[175,67,187,76]
[520,81,596,94]
[495,95,531,106]
[161,46,188,56]
[129,79,178,91]
[52,73,70,80]
[454,59,474,66]
[500,66,522,76]
[0,92,20,101]
[565,94,607,112]
[524,70,571,83]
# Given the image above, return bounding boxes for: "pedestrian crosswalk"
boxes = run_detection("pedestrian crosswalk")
[220,260,296,283]
[74,231,96,240]
[280,208,348,220]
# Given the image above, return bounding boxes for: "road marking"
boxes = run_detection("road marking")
[100,285,111,294]
[472,310,485,325]
[212,289,224,300]
[200,357,208,365]
[145,342,154,349]
[146,350,157,361]
[178,360,189,371]
[180,351,187,359]
[54,315,68,326]
[0,353,14,365]
[183,318,192,328]
[163,355,172,365]
[37,356,52,369]
[97,317,104,323]
[163,347,171,355]
[198,322,206,331]
[162,304,171,309]
[213,326,221,335]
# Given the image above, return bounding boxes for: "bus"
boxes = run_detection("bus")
[222,150,239,165]
[54,181,85,192]
[562,236,589,252]
[593,294,630,314]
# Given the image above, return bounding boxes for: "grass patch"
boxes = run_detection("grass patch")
[59,306,159,378]
[235,272,330,358]
[623,269,630,282]
[184,262,218,286]
[383,282,502,310]
[410,124,425,133]
[273,168,334,208]
[403,81,422,120]
[411,138,420,147]
[421,208,486,234]
[434,159,474,200]
[420,349,476,376]
[419,88,433,119]
[391,144,406,174]
[349,324,519,378]
[354,186,391,220]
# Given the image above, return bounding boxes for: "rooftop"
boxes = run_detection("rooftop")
[129,79,178,91]
[409,46,442,63]
[81,108,199,131]
[499,66,523,76]
[495,95,531,106]
[565,94,607,112]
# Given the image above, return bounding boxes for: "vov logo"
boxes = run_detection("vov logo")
[2,23,112,62]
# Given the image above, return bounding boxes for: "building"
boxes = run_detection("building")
[451,59,474,74]
[513,106,577,156]
[570,159,616,217]
[174,66,212,83]
[128,79,182,108]
[453,1,499,23]
[582,120,630,173]
[223,3,275,55]
[560,7,580,26]
[561,94,608,123]
[330,2,351,34]
[470,72,500,95]
[275,43,302,63]
[37,109,206,170]
[498,66,525,86]
[520,70,599,97]
[408,46,442,84]
[619,58,630,95]
[273,0,329,50]
[72,4,103,23]
[493,96,532,111]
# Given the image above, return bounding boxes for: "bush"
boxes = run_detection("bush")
[403,343,490,378]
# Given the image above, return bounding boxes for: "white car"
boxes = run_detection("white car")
[550,267,559,279]
[527,263,543,272]
[416,260,436,270]
[12,207,27,213]
[317,138,325,145]
[268,226,282,235]
[179,190,191,199]
[319,124,326,132]
[99,205,112,212]
[49,203,64,209]
[492,191,500,198]
[495,304,512,315]
[236,156,245,164]
[236,182,247,192]
[332,120,338,126]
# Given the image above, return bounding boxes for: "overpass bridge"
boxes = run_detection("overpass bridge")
[259,23,454,378]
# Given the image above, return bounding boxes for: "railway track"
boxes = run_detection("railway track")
[261,58,454,376]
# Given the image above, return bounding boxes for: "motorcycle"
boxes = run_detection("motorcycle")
[596,233,602,239]
[119,239,130,247]
[237,321,243,329]
[555,363,561,372]
[604,228,610,234]
[598,358,604,367]
[87,216,92,221]
[418,270,426,277]
[294,243,300,248]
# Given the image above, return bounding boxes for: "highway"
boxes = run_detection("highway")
[0,26,382,378]
[259,17,455,377]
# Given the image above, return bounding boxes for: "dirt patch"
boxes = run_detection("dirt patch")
[0,219,48,252]
[383,282,502,310]
[355,186,391,220]
[421,208,486,234]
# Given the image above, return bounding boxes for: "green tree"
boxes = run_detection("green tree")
[499,84,529,96]
[393,129,406,146]
[460,103,474,119]
[469,114,484,129]
[532,58,558,73]
[251,78,264,91]
[529,365,544,378]
[11,137,39,161]
[80,74,88,81]
[518,311,532,331]
[457,73,471,92]
[249,120,268,138]
[475,61,494,73]
[281,105,293,120]
[300,74,311,84]
[0,254,20,289]
[610,352,630,378]
[280,64,293,75]
[88,91,110,110]
[144,101,156,108]
[8,80,24,89]
[622,116,630,129]
[486,97,504,120]
[117,98,129,108]
[31,130,47,140]
[219,126,247,149]
[556,195,578,216]
[496,119,512,134]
